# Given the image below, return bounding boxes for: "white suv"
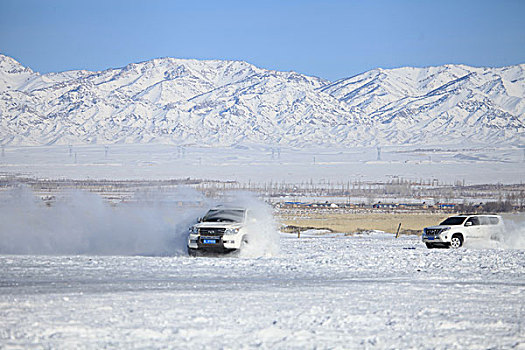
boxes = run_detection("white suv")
[187,207,250,256]
[422,214,504,249]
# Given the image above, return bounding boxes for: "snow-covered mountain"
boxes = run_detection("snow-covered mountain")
[0,54,523,147]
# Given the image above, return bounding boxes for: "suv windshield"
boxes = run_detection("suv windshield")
[440,217,467,226]
[202,209,245,223]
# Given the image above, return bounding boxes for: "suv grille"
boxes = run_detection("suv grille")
[425,228,442,236]
[199,228,226,236]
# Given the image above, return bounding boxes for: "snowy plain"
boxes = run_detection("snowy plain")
[0,233,524,349]
[1,142,524,349]
[1,143,524,184]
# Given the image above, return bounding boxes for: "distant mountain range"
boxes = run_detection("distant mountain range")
[0,54,523,147]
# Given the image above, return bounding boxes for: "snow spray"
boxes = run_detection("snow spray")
[220,191,280,258]
[501,214,525,249]
[0,186,279,256]
[0,186,208,255]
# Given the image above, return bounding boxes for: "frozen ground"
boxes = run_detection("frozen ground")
[1,144,524,184]
[1,234,523,349]
[1,143,524,348]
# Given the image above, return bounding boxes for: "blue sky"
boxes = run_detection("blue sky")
[0,0,524,80]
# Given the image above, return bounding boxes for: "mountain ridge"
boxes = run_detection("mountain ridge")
[0,54,523,147]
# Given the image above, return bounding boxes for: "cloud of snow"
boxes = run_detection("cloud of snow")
[221,192,280,258]
[0,186,279,257]
[0,186,209,256]
[501,214,525,249]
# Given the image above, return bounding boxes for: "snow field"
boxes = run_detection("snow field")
[1,144,524,184]
[0,235,523,349]
[0,183,523,348]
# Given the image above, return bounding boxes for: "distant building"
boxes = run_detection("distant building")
[373,202,398,209]
[436,203,456,210]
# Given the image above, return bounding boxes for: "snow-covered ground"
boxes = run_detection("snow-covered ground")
[1,143,524,348]
[1,143,524,184]
[1,234,523,349]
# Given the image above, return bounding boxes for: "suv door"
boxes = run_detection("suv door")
[478,216,492,239]
[487,216,504,241]
[464,216,482,239]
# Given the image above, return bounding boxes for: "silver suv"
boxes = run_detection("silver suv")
[422,215,504,249]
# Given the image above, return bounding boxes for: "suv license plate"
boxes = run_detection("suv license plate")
[427,237,434,240]
[203,239,216,244]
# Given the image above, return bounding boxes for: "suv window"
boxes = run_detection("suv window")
[440,217,467,226]
[488,217,500,225]
[479,216,491,225]
[465,217,480,226]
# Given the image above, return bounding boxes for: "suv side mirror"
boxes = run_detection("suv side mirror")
[465,222,472,226]
[198,217,203,223]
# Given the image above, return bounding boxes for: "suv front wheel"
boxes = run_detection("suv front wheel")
[450,234,463,249]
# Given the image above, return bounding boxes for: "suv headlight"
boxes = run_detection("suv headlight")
[224,228,240,235]
[441,227,451,232]
[189,226,199,234]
